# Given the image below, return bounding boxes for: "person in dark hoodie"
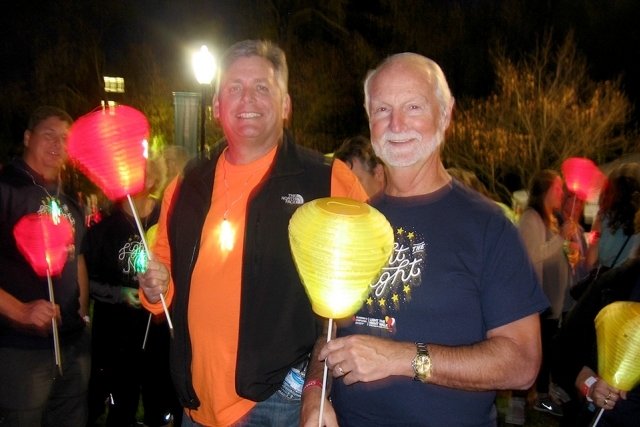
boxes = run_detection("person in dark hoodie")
[0,106,90,426]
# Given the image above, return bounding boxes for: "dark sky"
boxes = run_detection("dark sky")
[1,0,639,134]
[2,0,638,97]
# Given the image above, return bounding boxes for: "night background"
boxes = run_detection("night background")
[1,0,639,199]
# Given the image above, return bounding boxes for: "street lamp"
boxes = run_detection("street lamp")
[193,45,216,157]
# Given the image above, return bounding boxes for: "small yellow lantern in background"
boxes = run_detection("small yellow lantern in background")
[595,301,640,391]
[590,301,640,426]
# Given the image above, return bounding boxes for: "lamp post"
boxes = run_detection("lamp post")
[193,45,216,157]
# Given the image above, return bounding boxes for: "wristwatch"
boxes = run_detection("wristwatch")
[411,342,432,382]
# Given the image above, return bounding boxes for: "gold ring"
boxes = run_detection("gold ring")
[337,365,344,374]
[606,392,611,399]
[604,397,609,405]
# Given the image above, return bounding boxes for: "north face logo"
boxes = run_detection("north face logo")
[281,194,304,205]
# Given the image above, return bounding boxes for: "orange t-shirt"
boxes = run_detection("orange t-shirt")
[142,146,368,426]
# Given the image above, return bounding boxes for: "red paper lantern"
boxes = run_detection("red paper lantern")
[13,213,74,276]
[66,105,149,200]
[562,157,606,202]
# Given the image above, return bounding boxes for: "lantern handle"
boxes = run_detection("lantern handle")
[591,407,604,426]
[318,318,333,427]
[127,194,174,338]
[47,268,62,375]
[142,311,153,350]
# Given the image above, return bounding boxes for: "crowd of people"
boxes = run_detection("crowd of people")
[1,38,638,427]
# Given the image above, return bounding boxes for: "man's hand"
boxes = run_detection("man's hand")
[122,287,141,309]
[137,251,170,304]
[590,378,626,410]
[300,386,338,427]
[21,300,60,328]
[318,335,414,385]
[577,366,628,411]
[19,300,60,334]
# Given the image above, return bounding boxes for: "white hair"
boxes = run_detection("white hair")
[363,53,452,119]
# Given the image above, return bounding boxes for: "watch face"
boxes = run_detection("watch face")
[416,355,431,375]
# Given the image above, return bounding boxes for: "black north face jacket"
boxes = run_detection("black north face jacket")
[167,130,332,409]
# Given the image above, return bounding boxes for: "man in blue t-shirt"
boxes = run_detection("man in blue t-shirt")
[300,54,549,427]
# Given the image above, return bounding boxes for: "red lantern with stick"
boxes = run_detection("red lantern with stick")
[561,157,606,203]
[66,105,149,201]
[13,212,74,374]
[13,213,74,277]
[66,104,174,339]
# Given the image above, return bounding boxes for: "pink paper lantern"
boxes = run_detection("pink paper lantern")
[66,105,149,200]
[13,213,74,276]
[562,157,606,202]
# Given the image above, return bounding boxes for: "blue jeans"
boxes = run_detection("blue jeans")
[181,389,300,427]
[0,328,91,427]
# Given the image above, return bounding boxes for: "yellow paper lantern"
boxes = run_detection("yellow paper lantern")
[289,197,394,319]
[595,301,640,391]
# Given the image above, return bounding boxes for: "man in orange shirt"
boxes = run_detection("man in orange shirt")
[138,40,367,427]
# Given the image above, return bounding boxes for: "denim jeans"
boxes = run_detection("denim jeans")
[181,389,301,427]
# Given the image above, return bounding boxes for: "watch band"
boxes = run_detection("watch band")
[416,342,428,355]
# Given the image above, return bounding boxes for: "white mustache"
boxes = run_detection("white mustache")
[378,130,423,144]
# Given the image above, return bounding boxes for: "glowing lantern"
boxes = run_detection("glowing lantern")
[66,105,149,200]
[595,301,640,391]
[13,213,74,277]
[289,197,393,426]
[289,197,394,319]
[561,157,606,202]
[67,105,174,337]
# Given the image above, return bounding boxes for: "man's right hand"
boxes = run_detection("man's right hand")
[137,251,170,304]
[20,300,60,332]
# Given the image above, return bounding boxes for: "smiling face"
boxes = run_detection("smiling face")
[367,58,452,169]
[214,56,291,156]
[23,116,70,180]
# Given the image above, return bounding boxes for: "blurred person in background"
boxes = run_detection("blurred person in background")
[85,158,179,427]
[558,190,588,314]
[554,203,640,427]
[587,163,640,271]
[333,135,385,198]
[518,170,577,417]
[162,145,191,183]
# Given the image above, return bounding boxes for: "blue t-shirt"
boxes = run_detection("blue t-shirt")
[332,180,549,427]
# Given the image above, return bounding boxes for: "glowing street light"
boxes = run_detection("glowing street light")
[193,45,216,157]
